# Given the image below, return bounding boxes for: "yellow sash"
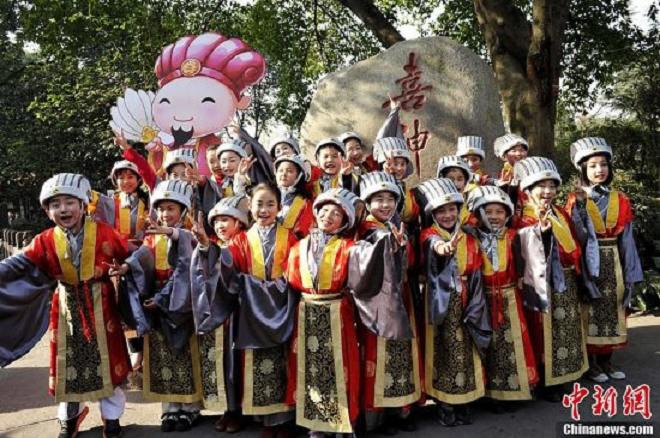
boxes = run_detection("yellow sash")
[480,234,508,276]
[523,204,577,253]
[299,235,343,290]
[432,224,467,275]
[460,204,470,224]
[154,234,170,271]
[586,191,619,235]
[119,198,146,237]
[247,225,289,280]
[282,196,306,229]
[401,191,414,222]
[53,217,97,284]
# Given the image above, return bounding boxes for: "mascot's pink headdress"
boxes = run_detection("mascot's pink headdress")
[154,32,266,99]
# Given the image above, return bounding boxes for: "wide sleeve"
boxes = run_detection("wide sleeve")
[190,243,238,334]
[463,269,492,359]
[424,237,454,327]
[121,245,154,336]
[124,147,157,191]
[376,107,404,140]
[154,230,194,316]
[238,127,275,185]
[618,223,644,307]
[348,233,413,340]
[90,192,116,228]
[0,254,56,367]
[570,200,600,278]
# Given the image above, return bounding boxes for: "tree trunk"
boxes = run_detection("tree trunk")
[335,0,405,47]
[335,0,568,157]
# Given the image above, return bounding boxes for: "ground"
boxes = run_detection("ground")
[1,314,658,438]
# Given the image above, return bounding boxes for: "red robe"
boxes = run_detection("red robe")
[478,228,539,393]
[285,235,361,430]
[22,220,130,397]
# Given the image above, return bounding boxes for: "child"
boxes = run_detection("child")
[311,138,356,196]
[338,131,379,175]
[115,129,197,190]
[493,134,529,187]
[436,155,473,223]
[110,180,202,432]
[418,178,491,426]
[357,172,422,434]
[465,186,538,405]
[514,157,589,401]
[565,137,643,382]
[0,173,131,438]
[373,137,419,224]
[191,195,250,433]
[269,134,301,159]
[93,160,150,243]
[194,183,299,438]
[456,135,491,188]
[274,154,315,239]
[285,188,406,436]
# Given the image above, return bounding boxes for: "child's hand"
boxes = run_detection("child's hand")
[144,224,173,236]
[388,92,400,112]
[143,298,158,310]
[238,156,257,176]
[113,129,131,151]
[106,259,129,277]
[185,166,202,186]
[340,157,354,175]
[192,211,210,246]
[574,183,587,202]
[539,210,552,232]
[433,240,453,256]
[390,222,407,248]
[383,151,395,174]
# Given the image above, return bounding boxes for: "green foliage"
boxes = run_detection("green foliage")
[0,0,380,214]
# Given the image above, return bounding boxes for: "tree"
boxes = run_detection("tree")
[336,0,641,157]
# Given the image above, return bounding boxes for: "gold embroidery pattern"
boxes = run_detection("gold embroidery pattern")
[484,287,531,400]
[199,328,227,410]
[60,286,104,395]
[544,271,588,385]
[586,242,627,344]
[302,303,342,425]
[431,291,478,397]
[382,339,415,399]
[251,346,289,408]
[144,331,201,402]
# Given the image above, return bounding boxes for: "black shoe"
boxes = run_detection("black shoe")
[489,400,506,415]
[455,405,472,425]
[436,404,457,427]
[175,411,200,432]
[103,419,122,438]
[397,415,417,432]
[160,413,177,433]
[58,406,89,438]
[376,422,398,436]
[542,386,563,403]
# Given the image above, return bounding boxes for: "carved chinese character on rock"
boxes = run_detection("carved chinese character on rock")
[382,53,433,111]
[383,52,433,177]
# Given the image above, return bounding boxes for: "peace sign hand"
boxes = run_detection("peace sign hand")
[340,156,354,176]
[388,92,400,112]
[238,156,257,176]
[540,209,552,233]
[113,129,131,151]
[390,222,407,248]
[192,211,210,246]
[185,166,202,186]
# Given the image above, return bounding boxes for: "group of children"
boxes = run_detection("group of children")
[0,102,643,438]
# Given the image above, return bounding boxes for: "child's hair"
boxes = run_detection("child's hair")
[578,154,614,186]
[250,182,282,207]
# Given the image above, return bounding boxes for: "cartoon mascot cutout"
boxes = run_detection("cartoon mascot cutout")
[110,32,267,177]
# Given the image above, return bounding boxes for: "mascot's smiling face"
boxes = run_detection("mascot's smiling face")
[153,76,244,146]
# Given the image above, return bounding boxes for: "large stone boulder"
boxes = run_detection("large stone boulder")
[300,37,505,183]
